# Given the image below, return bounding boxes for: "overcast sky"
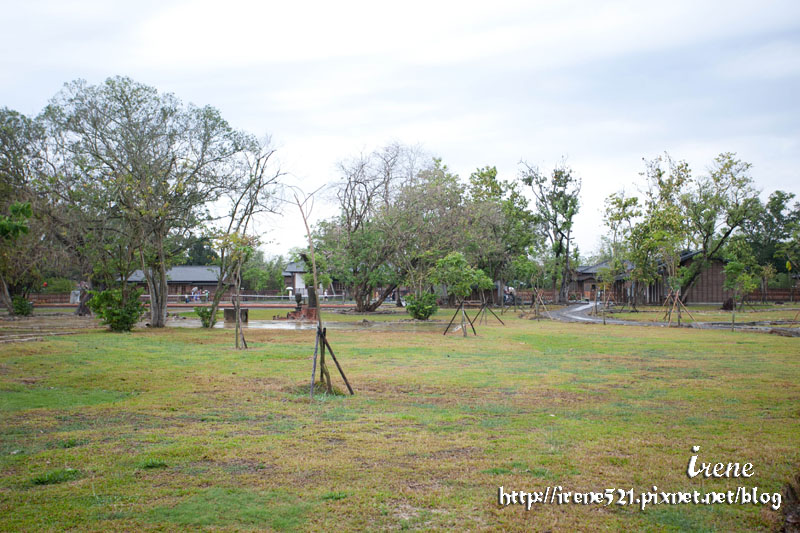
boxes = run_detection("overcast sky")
[2,0,799,257]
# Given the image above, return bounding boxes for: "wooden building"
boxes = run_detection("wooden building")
[128,265,222,295]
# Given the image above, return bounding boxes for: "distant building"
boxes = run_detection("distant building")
[574,251,737,304]
[128,265,222,295]
[282,261,307,296]
[282,260,346,297]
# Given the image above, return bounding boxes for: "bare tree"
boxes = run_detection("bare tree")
[205,137,283,331]
[319,144,423,312]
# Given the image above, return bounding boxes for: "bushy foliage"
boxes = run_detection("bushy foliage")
[41,278,76,293]
[430,252,493,300]
[194,306,218,328]
[405,292,438,320]
[11,296,33,316]
[87,288,144,332]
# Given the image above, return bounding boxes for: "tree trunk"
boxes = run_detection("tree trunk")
[141,238,168,328]
[364,284,396,312]
[0,273,14,315]
[234,260,246,349]
[152,235,169,328]
[207,284,227,328]
[75,284,92,316]
[552,274,559,305]
[206,251,232,328]
[562,232,571,303]
[353,286,368,312]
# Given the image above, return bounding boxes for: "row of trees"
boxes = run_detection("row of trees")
[311,143,583,311]
[4,78,796,320]
[0,77,282,325]
[314,146,797,311]
[597,153,799,305]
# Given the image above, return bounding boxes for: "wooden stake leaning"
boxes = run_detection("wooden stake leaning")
[443,303,462,335]
[470,302,505,326]
[320,327,354,395]
[675,295,696,322]
[532,289,552,320]
[662,289,695,326]
[443,300,477,336]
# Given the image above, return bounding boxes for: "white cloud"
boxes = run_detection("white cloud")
[1,0,799,258]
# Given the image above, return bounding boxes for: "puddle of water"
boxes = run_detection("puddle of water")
[167,318,445,332]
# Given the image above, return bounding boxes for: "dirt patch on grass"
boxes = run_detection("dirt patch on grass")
[425,446,483,460]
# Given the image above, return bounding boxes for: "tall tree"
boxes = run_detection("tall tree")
[0,108,51,311]
[317,144,421,312]
[680,152,760,296]
[639,154,691,297]
[382,158,465,298]
[602,191,641,303]
[467,166,535,303]
[45,77,247,327]
[741,190,799,272]
[519,161,581,302]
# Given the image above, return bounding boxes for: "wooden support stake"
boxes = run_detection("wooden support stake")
[662,289,674,320]
[470,306,482,325]
[538,290,553,319]
[321,330,354,395]
[319,327,332,393]
[484,304,505,325]
[443,303,463,335]
[667,292,679,326]
[676,296,696,322]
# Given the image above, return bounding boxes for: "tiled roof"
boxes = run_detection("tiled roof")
[281,261,306,277]
[128,265,220,283]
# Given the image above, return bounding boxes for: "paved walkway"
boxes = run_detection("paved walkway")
[549,303,800,337]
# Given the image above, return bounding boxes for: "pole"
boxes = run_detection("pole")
[310,328,320,398]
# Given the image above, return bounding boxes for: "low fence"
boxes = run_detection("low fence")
[28,293,71,304]
[26,292,300,306]
[746,288,797,302]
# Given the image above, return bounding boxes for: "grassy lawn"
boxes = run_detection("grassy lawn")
[1,312,798,531]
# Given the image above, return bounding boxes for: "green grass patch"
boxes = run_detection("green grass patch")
[0,385,130,412]
[138,458,168,469]
[147,487,311,530]
[30,468,82,485]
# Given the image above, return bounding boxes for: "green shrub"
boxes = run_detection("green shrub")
[87,288,145,332]
[405,292,438,320]
[194,306,218,328]
[41,277,76,293]
[12,296,33,316]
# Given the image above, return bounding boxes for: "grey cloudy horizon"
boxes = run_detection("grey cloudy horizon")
[2,0,799,258]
